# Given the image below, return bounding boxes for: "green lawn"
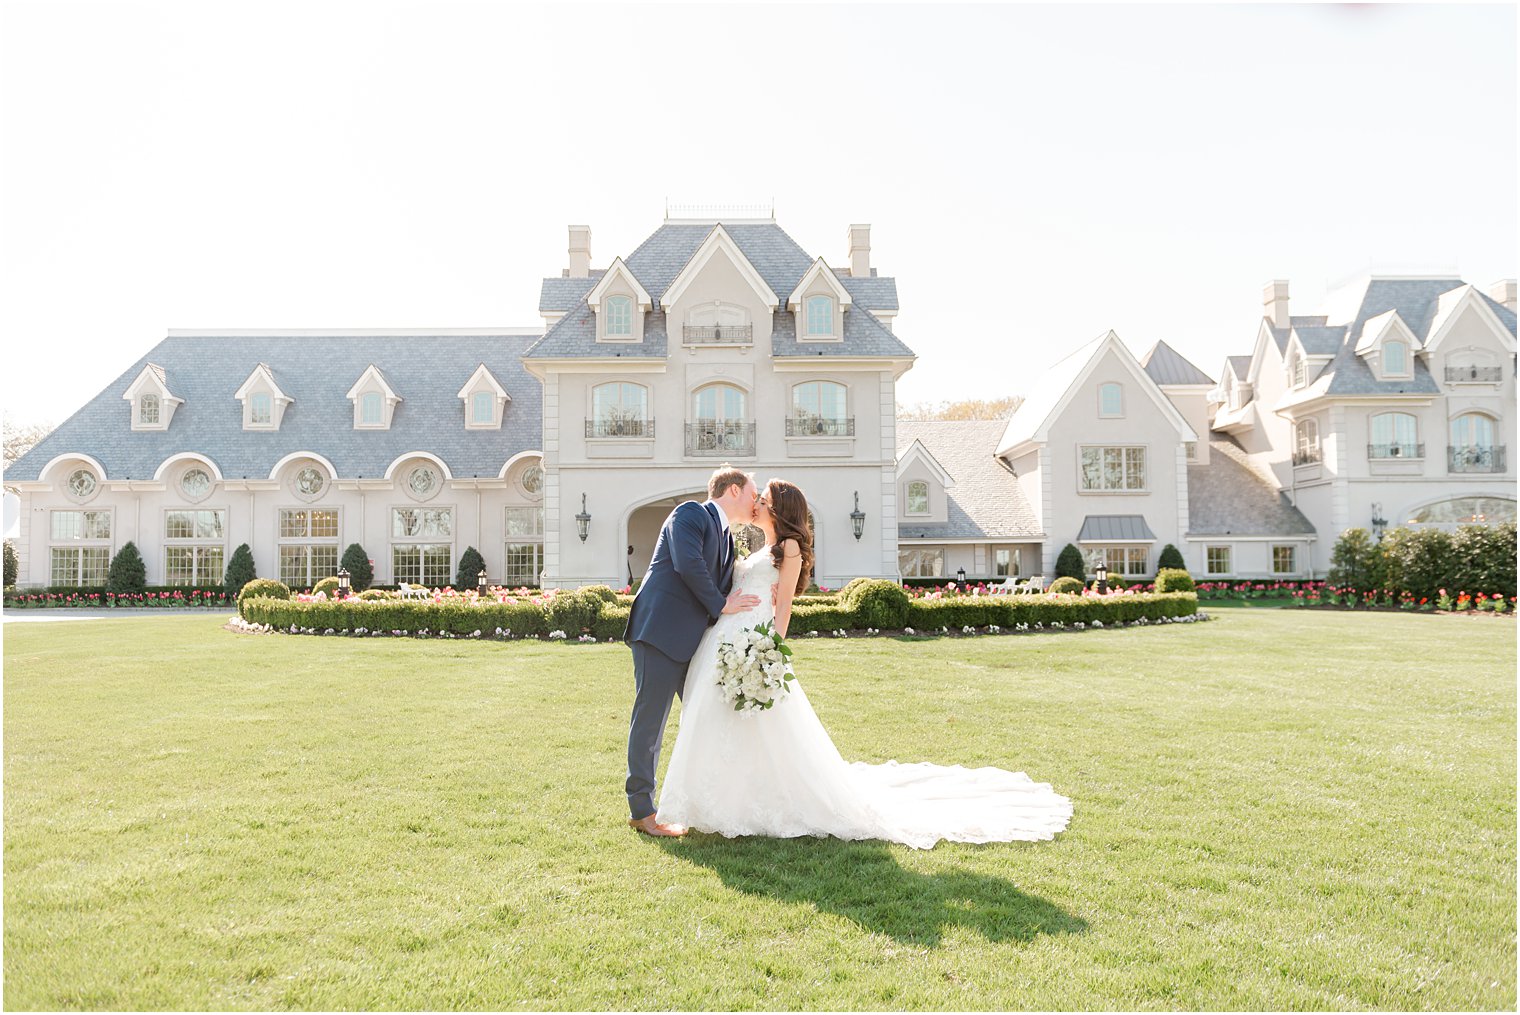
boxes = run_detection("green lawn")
[4,611,1514,1011]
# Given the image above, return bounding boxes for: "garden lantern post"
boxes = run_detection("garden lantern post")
[337,567,350,599]
[1095,561,1109,593]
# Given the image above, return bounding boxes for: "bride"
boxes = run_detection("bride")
[657,479,1073,849]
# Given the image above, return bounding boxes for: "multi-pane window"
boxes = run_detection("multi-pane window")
[361,392,382,425]
[392,507,452,586]
[1098,383,1123,417]
[791,381,847,434]
[49,510,112,586]
[1450,412,1495,448]
[139,393,160,425]
[1084,546,1147,576]
[1079,446,1147,491]
[278,508,339,589]
[994,548,1016,577]
[1408,496,1517,526]
[504,506,545,587]
[694,383,745,422]
[164,509,226,585]
[1291,355,1306,388]
[1384,340,1408,375]
[905,480,929,515]
[592,382,649,435]
[1272,545,1296,574]
[1370,412,1419,457]
[251,392,272,425]
[471,391,493,424]
[1295,420,1320,463]
[1206,546,1232,575]
[898,547,944,578]
[605,295,633,337]
[805,296,833,336]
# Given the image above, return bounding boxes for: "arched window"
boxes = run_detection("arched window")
[1449,413,1500,472]
[694,383,745,422]
[361,392,382,425]
[139,393,160,425]
[805,295,833,336]
[905,480,929,515]
[1098,382,1123,417]
[691,384,750,454]
[1369,412,1419,458]
[1450,412,1495,448]
[1383,340,1408,375]
[471,391,494,424]
[605,295,633,337]
[791,381,848,436]
[1407,496,1516,527]
[1294,419,1320,465]
[592,382,650,437]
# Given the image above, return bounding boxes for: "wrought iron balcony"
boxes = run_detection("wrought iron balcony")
[1368,442,1424,460]
[686,420,756,457]
[1445,365,1503,383]
[785,415,856,437]
[682,324,753,345]
[1292,447,1322,466]
[1448,445,1506,473]
[585,417,654,438]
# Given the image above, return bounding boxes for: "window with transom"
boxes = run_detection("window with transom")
[278,508,339,589]
[791,381,848,435]
[592,382,650,437]
[164,509,226,585]
[49,510,112,586]
[504,506,545,587]
[392,507,452,586]
[1079,446,1147,491]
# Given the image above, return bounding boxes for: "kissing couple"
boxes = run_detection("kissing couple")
[621,465,1073,849]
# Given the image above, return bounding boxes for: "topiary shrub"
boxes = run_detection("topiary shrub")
[357,588,393,601]
[837,576,875,605]
[582,584,619,604]
[1055,543,1086,581]
[223,543,257,594]
[312,576,341,598]
[846,579,909,629]
[788,602,859,634]
[3,539,16,588]
[1048,576,1084,595]
[455,546,487,591]
[1154,568,1195,594]
[546,588,600,635]
[1157,543,1186,571]
[340,543,373,592]
[107,541,147,593]
[237,578,291,613]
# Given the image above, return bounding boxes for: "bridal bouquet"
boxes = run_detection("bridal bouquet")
[715,621,795,713]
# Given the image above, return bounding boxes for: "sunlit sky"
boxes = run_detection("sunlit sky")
[1,2,1514,428]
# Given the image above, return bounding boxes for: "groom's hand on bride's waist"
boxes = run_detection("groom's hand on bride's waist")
[722,588,761,614]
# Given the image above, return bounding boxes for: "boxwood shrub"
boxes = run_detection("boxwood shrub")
[237,578,291,607]
[1154,568,1195,594]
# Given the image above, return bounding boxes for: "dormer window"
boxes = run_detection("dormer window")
[347,364,401,430]
[906,480,929,515]
[124,363,182,431]
[361,393,382,424]
[587,256,652,344]
[140,394,160,425]
[235,363,292,430]
[472,392,493,424]
[1384,340,1408,376]
[251,393,272,425]
[1290,354,1306,387]
[457,363,510,430]
[605,296,633,338]
[1099,382,1123,417]
[806,296,833,337]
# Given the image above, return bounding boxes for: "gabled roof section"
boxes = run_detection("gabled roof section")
[769,306,915,358]
[523,308,670,360]
[539,273,604,314]
[1354,309,1422,354]
[586,257,652,312]
[1140,340,1214,386]
[456,363,511,400]
[1226,355,1253,379]
[1266,315,1329,354]
[233,362,291,401]
[895,420,1043,540]
[839,275,898,311]
[658,225,779,311]
[1188,436,1316,537]
[997,331,1197,456]
[787,258,852,310]
[123,363,182,403]
[1289,325,1346,356]
[345,363,401,402]
[1424,283,1517,352]
[896,438,956,488]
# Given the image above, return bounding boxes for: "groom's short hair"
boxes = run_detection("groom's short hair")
[708,465,752,501]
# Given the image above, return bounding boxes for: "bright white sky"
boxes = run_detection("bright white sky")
[1,2,1514,427]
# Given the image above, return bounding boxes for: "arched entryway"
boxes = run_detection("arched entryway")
[624,490,705,587]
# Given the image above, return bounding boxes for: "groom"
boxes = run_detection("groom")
[622,464,761,837]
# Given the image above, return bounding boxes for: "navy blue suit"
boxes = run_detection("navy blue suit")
[622,500,734,820]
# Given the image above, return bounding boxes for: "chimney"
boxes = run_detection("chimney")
[1262,279,1290,329]
[568,225,592,279]
[1490,279,1517,313]
[847,224,871,277]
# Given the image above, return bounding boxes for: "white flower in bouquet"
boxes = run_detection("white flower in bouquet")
[715,621,796,714]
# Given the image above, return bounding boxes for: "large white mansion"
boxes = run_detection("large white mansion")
[6,211,1516,589]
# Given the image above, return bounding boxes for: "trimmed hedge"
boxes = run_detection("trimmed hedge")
[1048,576,1084,595]
[238,578,291,607]
[1155,568,1195,594]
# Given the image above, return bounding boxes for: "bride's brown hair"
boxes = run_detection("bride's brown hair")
[765,479,814,595]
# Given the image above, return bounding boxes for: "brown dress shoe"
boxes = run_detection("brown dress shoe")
[628,815,688,838]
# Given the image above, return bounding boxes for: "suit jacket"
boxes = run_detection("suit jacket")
[623,500,734,663]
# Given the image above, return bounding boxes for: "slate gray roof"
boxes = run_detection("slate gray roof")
[1187,436,1316,536]
[1077,515,1157,541]
[539,274,603,313]
[525,221,912,360]
[895,420,1043,540]
[1267,315,1330,353]
[1140,340,1214,386]
[1225,355,1253,378]
[1291,325,1346,356]
[7,333,543,482]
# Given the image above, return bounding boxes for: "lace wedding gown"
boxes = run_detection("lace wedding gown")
[657,550,1073,849]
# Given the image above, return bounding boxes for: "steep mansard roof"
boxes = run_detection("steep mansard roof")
[895,420,1043,540]
[6,333,543,482]
[526,222,911,360]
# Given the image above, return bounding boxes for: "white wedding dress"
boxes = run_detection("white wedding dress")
[657,549,1073,849]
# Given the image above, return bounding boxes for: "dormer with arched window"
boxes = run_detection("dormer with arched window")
[787,258,851,343]
[346,364,402,430]
[586,257,651,344]
[123,363,183,432]
[234,363,292,431]
[1355,309,1421,381]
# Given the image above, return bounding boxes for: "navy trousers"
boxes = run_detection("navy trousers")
[626,639,688,820]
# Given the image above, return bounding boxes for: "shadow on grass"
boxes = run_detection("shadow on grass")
[660,835,1086,946]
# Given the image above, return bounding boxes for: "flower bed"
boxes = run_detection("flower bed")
[3,588,237,609]
[1289,585,1514,614]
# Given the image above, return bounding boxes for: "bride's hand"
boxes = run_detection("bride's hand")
[722,588,761,614]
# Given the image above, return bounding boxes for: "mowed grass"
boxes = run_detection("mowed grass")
[3,610,1514,1011]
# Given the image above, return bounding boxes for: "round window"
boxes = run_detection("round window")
[521,464,543,496]
[67,468,97,499]
[181,468,211,500]
[295,467,325,497]
[408,466,437,497]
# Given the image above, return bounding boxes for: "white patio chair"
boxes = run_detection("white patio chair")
[398,582,430,600]
[1015,575,1045,595]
